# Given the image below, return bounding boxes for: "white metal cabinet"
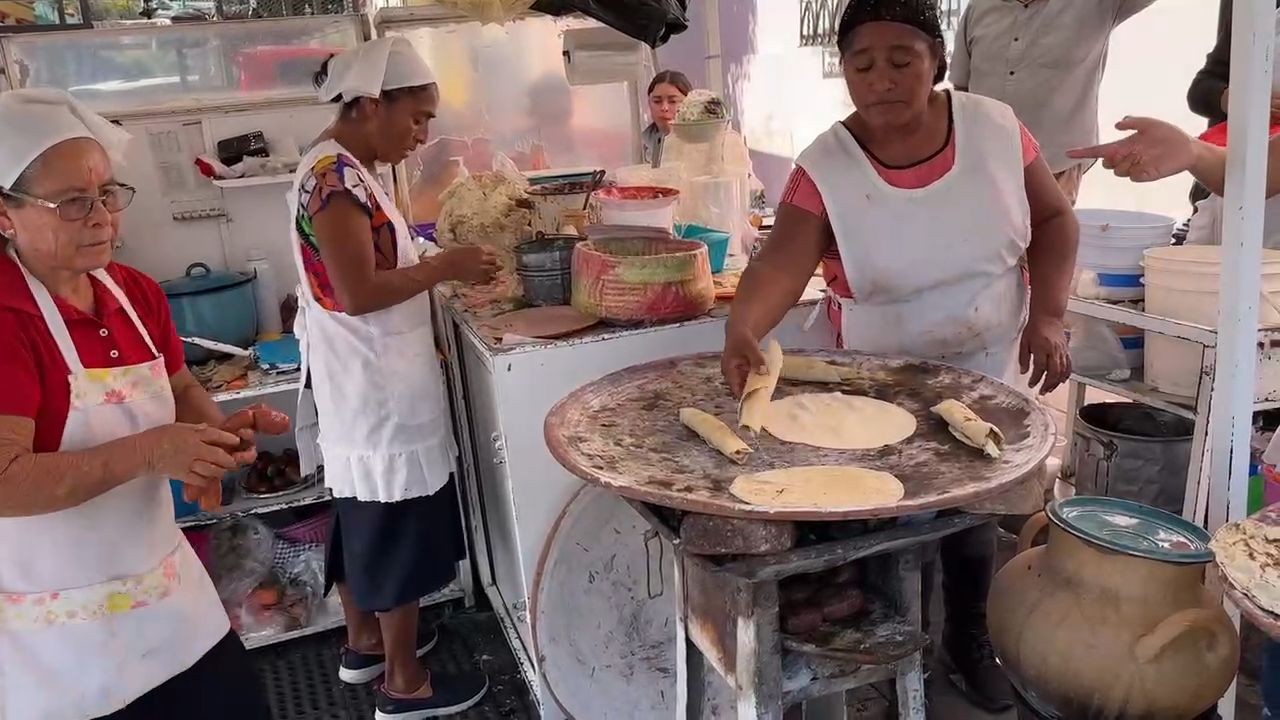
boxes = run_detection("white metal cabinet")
[442,299,832,716]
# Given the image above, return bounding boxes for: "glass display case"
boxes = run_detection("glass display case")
[0,14,360,115]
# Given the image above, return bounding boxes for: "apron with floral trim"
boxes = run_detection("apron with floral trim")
[0,249,228,719]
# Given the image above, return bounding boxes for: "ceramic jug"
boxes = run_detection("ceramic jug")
[989,497,1239,719]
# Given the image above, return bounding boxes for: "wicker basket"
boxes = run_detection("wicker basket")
[571,237,714,324]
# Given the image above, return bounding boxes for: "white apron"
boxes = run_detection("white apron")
[796,92,1031,386]
[287,139,457,503]
[0,251,228,720]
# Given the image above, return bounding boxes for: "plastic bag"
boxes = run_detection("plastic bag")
[1067,316,1130,381]
[229,539,326,642]
[208,518,275,604]
[530,0,689,48]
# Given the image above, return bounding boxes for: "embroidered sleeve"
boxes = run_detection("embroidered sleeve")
[299,154,375,220]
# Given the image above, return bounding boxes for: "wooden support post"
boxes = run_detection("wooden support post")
[893,549,928,720]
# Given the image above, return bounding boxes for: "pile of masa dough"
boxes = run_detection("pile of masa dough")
[435,171,531,307]
[675,89,729,123]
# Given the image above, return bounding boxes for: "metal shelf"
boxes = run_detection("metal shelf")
[177,482,330,529]
[1067,297,1218,346]
[1070,371,1197,420]
[210,174,293,190]
[209,372,302,404]
[242,581,465,650]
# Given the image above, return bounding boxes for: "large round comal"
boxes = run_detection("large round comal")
[159,262,258,363]
[990,497,1239,719]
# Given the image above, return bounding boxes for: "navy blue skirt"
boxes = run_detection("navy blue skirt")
[324,479,465,613]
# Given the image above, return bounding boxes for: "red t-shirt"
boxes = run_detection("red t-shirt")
[0,254,186,453]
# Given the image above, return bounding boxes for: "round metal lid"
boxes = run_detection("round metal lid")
[1048,496,1213,564]
[160,262,253,297]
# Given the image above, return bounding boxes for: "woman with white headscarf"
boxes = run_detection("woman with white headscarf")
[291,37,495,719]
[0,90,278,719]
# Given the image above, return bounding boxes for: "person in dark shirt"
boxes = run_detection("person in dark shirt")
[1186,0,1280,206]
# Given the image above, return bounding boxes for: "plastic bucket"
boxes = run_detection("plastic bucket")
[1142,245,1280,395]
[676,223,730,273]
[1071,402,1193,516]
[1075,209,1174,301]
[595,186,680,230]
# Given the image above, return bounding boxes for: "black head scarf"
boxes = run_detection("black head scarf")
[836,0,948,85]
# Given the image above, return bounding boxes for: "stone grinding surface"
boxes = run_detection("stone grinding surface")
[545,350,1055,521]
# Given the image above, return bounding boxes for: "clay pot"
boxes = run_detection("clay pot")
[989,498,1239,719]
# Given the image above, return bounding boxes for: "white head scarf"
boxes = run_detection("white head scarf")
[318,37,437,104]
[0,89,132,189]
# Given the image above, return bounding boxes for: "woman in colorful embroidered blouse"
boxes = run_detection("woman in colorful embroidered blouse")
[290,38,497,720]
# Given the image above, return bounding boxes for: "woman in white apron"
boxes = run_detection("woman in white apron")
[290,38,497,720]
[0,90,276,719]
[722,0,1078,713]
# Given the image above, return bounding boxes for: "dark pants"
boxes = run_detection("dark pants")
[1266,639,1280,718]
[97,631,271,720]
[922,521,996,638]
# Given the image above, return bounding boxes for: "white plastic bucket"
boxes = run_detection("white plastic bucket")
[1075,208,1175,301]
[595,186,680,230]
[1142,245,1280,396]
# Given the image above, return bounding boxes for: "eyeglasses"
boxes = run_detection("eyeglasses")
[0,185,137,222]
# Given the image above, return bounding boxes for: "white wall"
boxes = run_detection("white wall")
[115,104,334,304]
[1077,0,1219,218]
[667,0,1220,219]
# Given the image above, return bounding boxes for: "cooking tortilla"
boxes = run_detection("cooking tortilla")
[680,407,752,464]
[730,466,905,509]
[763,392,917,450]
[932,399,1004,459]
[781,356,847,384]
[1212,518,1280,615]
[738,339,784,433]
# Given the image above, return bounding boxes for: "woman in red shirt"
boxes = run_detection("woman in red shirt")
[0,90,277,720]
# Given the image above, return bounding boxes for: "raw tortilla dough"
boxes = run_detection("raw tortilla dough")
[680,407,752,464]
[763,393,916,450]
[738,339,784,433]
[730,466,905,509]
[1212,518,1280,615]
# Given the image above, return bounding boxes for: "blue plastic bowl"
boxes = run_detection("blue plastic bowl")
[677,223,731,273]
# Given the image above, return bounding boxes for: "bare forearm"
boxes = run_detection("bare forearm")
[340,257,451,316]
[1026,213,1078,321]
[0,435,152,517]
[1189,140,1229,196]
[727,261,811,339]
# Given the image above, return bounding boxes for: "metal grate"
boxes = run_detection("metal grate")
[253,608,537,720]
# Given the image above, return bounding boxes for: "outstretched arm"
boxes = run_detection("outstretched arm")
[1068,116,1280,198]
